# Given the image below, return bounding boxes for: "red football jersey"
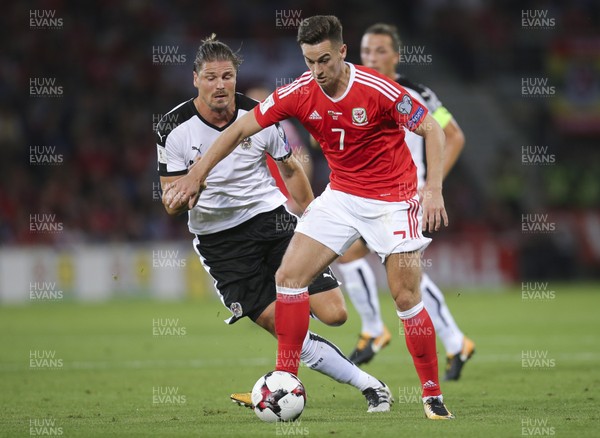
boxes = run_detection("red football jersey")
[254,63,428,202]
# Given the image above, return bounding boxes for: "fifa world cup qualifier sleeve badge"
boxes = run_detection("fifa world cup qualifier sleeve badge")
[396,95,413,114]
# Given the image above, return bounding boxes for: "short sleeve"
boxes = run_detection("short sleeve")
[156,128,188,177]
[254,89,295,129]
[265,122,292,161]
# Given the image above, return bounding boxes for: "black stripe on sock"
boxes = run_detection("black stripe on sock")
[357,268,377,316]
[309,332,355,366]
[425,286,448,327]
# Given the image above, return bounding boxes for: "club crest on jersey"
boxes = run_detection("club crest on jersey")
[230,302,243,318]
[240,137,252,150]
[396,95,413,114]
[352,107,368,126]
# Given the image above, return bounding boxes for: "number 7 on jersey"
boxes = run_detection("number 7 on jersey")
[331,128,345,151]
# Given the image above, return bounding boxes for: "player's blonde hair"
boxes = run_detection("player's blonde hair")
[193,33,243,72]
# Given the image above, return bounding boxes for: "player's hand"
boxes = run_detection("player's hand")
[163,173,206,211]
[421,186,449,232]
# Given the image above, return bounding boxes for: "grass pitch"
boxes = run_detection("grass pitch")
[1,283,599,437]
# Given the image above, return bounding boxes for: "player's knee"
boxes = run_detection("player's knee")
[317,303,348,326]
[275,266,306,289]
[392,287,421,311]
[330,307,348,326]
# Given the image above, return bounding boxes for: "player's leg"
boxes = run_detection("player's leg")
[262,207,348,328]
[251,302,392,413]
[385,251,453,419]
[421,272,475,380]
[265,234,348,327]
[273,187,361,377]
[307,276,348,326]
[337,239,391,365]
[357,194,453,419]
[385,251,437,393]
[273,232,338,375]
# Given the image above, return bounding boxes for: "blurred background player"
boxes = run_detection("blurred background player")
[337,23,475,380]
[157,35,392,413]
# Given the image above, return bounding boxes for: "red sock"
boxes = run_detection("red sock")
[275,289,310,375]
[402,307,441,398]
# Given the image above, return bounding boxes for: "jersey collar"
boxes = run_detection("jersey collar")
[192,95,240,132]
[317,62,355,103]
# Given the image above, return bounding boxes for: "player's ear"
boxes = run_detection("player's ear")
[193,70,199,88]
[339,43,347,60]
[393,48,400,66]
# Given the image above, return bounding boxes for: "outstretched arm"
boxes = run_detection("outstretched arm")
[164,111,263,210]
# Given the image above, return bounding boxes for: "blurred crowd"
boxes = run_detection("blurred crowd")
[1,0,598,247]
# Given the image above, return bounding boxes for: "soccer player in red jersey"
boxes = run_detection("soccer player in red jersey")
[166,16,454,419]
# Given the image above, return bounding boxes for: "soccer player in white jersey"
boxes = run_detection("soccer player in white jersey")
[156,35,392,413]
[165,18,454,419]
[337,23,475,380]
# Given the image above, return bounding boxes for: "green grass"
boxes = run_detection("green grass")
[1,283,599,437]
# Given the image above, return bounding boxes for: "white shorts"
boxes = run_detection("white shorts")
[295,186,431,263]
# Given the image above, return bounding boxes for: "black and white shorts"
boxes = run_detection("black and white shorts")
[193,205,339,324]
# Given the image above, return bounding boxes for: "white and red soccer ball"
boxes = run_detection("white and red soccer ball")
[251,371,306,422]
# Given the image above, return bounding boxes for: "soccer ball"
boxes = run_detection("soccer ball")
[251,371,306,422]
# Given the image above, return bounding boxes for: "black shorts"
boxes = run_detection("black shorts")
[194,205,339,324]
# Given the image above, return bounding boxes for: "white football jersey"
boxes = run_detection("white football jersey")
[156,93,290,235]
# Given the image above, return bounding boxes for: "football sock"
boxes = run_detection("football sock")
[337,258,384,337]
[275,286,310,375]
[397,302,441,398]
[301,331,382,392]
[421,273,464,355]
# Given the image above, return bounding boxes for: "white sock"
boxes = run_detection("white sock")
[301,331,381,392]
[337,258,384,337]
[420,272,464,355]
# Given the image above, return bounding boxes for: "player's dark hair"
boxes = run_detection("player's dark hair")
[193,33,242,72]
[297,15,343,46]
[364,23,401,53]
